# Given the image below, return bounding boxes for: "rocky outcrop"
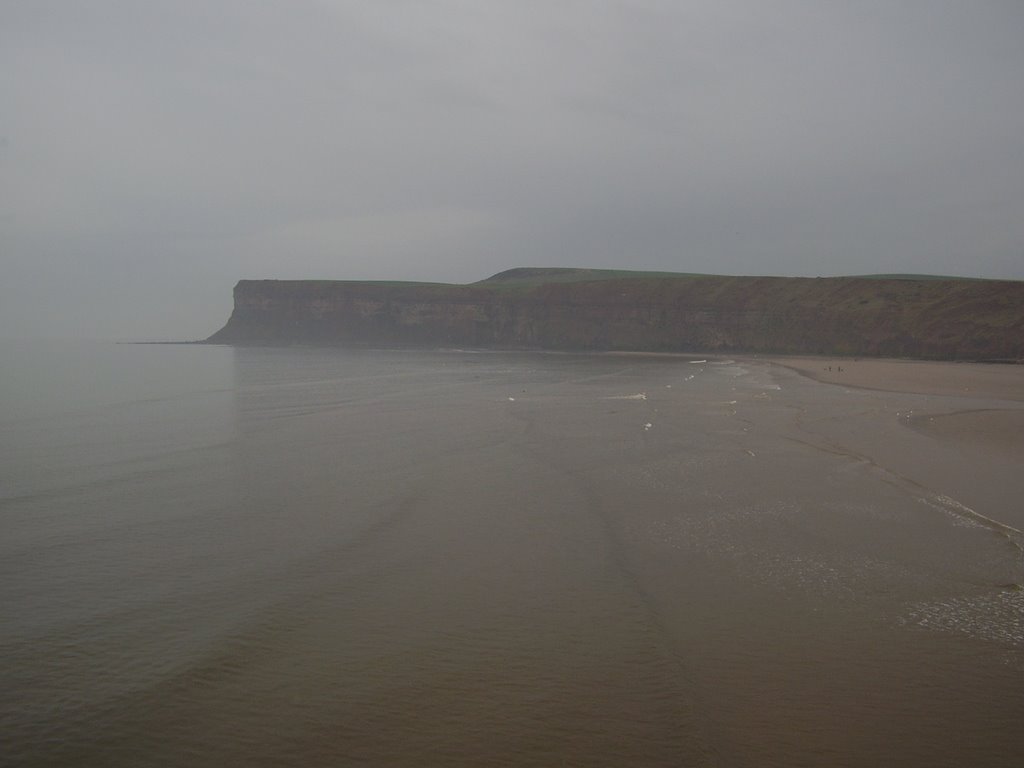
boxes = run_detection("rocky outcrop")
[206,269,1024,361]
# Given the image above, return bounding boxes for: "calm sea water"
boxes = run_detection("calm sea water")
[2,341,1023,766]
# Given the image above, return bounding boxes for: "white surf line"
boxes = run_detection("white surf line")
[604,393,648,400]
[924,494,1024,542]
[783,432,1024,563]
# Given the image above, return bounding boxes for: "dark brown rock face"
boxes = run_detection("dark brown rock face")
[206,271,1024,360]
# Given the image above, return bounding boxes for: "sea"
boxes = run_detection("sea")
[2,340,1023,767]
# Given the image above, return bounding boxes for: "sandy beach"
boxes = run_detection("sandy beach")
[768,356,1024,401]
[769,355,1024,460]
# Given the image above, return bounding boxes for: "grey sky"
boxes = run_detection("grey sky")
[2,1,1022,339]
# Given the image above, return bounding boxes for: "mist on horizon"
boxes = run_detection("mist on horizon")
[2,1,1022,340]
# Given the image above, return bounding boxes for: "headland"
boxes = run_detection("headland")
[206,267,1024,361]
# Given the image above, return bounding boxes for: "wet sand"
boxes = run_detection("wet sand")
[769,356,1024,401]
[907,408,1024,459]
[771,356,1024,457]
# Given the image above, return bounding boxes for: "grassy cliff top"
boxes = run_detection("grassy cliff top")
[476,267,708,285]
[476,267,1001,285]
[240,267,1011,292]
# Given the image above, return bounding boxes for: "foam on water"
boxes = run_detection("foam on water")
[901,589,1024,647]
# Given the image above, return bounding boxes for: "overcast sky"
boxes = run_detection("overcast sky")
[2,1,1022,339]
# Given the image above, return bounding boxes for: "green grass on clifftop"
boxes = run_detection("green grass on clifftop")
[475,267,709,288]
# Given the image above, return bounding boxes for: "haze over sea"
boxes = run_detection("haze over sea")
[3,340,1023,766]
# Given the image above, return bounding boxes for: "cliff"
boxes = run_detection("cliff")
[206,268,1024,361]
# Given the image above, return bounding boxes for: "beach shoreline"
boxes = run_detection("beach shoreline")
[765,354,1024,464]
[765,355,1024,402]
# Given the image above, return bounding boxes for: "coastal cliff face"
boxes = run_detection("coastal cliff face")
[206,269,1024,360]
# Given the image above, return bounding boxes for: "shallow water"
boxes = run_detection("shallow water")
[2,343,1023,766]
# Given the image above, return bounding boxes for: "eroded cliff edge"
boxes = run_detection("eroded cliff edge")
[206,268,1024,360]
